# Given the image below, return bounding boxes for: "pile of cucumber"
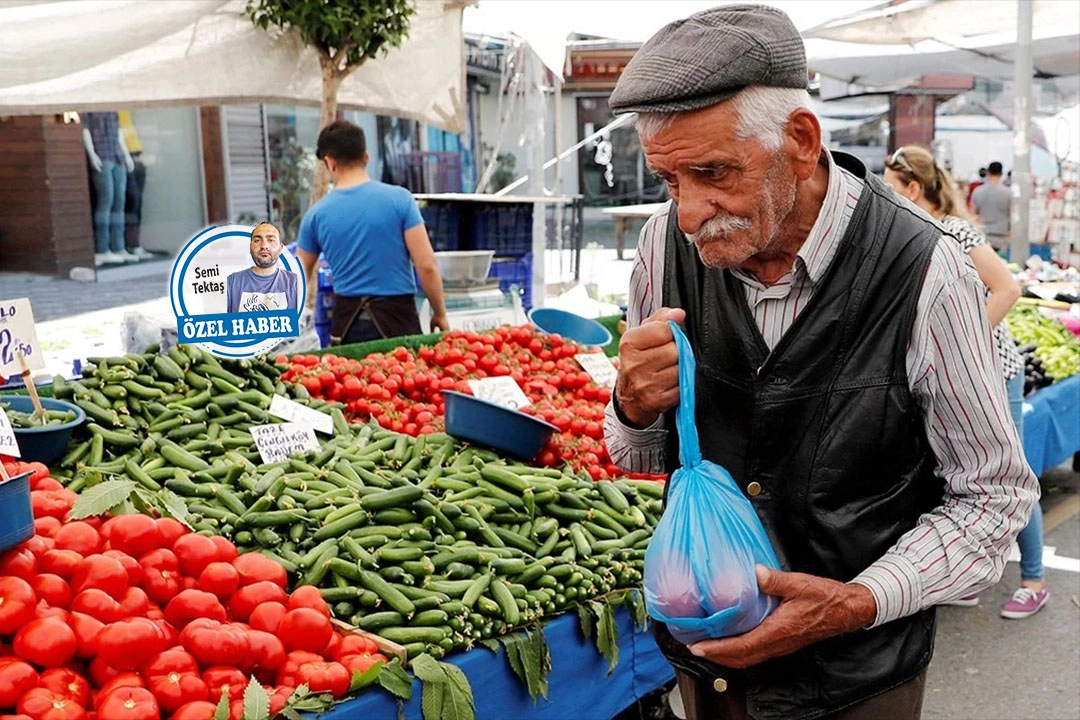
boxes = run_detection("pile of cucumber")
[1,401,78,428]
[50,345,661,659]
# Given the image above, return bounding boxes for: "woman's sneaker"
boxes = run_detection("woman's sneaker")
[1001,586,1049,619]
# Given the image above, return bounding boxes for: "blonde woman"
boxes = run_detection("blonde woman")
[884,146,1047,619]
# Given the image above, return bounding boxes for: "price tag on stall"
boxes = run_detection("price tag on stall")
[268,394,334,435]
[0,406,20,458]
[574,353,618,388]
[250,422,319,464]
[467,377,531,411]
[0,299,45,378]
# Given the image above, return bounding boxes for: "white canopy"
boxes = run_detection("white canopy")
[0,0,468,133]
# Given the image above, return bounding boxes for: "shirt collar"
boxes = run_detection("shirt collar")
[794,147,846,286]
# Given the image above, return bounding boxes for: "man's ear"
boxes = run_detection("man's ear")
[785,108,822,182]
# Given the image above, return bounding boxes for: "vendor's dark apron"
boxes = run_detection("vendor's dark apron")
[330,294,422,345]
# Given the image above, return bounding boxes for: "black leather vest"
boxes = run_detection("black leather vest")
[656,153,942,719]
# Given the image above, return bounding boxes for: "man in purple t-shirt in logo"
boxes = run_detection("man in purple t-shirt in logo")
[226,222,299,313]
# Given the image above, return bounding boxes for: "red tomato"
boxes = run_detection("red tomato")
[67,613,103,659]
[68,590,123,625]
[339,653,386,676]
[227,582,287,622]
[137,550,180,606]
[37,669,90,708]
[170,536,217,579]
[248,602,287,634]
[196,562,238,600]
[0,659,39,709]
[70,555,128,600]
[94,687,159,720]
[37,551,82,581]
[231,554,287,590]
[100,516,161,559]
[179,620,249,668]
[0,577,37,635]
[202,667,246,703]
[30,575,71,610]
[333,635,379,660]
[246,630,286,673]
[93,618,168,672]
[208,537,237,564]
[87,661,129,692]
[268,685,293,715]
[52,523,101,557]
[117,587,150,618]
[0,548,37,581]
[294,661,350,698]
[30,520,59,543]
[286,585,331,618]
[100,551,141,587]
[169,701,217,720]
[277,608,332,654]
[154,519,188,548]
[164,590,226,629]
[13,618,76,668]
[15,688,86,720]
[147,670,207,716]
[30,490,76,522]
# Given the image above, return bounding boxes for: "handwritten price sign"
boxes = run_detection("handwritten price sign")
[250,422,320,465]
[574,353,617,388]
[0,299,44,378]
[467,377,532,410]
[0,407,20,458]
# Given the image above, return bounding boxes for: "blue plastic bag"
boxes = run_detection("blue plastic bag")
[644,321,781,645]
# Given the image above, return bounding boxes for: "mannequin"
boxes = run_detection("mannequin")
[83,111,135,266]
[118,110,150,259]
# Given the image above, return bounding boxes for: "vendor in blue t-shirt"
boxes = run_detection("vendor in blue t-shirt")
[296,120,449,344]
[226,222,299,313]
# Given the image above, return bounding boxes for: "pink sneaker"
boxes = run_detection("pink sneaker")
[942,594,979,607]
[1001,586,1049,619]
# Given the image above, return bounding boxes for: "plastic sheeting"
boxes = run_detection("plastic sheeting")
[0,0,467,133]
[1022,373,1080,478]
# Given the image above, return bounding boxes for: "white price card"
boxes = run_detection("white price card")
[467,377,531,411]
[0,406,20,458]
[250,422,320,465]
[0,298,44,378]
[575,353,617,388]
[268,394,335,435]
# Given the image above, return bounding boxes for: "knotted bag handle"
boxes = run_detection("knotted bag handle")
[668,320,702,469]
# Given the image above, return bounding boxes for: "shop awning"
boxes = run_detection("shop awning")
[0,0,468,133]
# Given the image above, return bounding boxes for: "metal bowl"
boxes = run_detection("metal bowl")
[435,251,496,285]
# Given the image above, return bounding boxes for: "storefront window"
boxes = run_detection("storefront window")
[576,96,666,206]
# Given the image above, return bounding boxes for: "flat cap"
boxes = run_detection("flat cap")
[609,4,807,115]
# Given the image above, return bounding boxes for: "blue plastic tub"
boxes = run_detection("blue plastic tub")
[442,390,558,460]
[1,396,86,464]
[0,470,34,553]
[529,307,613,348]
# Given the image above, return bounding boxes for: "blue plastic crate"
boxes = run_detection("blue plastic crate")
[420,204,461,252]
[468,204,533,256]
[315,321,331,348]
[489,254,533,311]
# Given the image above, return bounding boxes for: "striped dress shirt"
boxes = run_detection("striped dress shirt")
[603,148,1039,628]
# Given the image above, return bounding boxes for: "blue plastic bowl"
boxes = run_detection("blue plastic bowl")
[0,470,34,553]
[2,396,86,464]
[529,308,612,347]
[442,390,558,460]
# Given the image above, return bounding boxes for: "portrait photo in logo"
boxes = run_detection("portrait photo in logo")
[170,224,306,358]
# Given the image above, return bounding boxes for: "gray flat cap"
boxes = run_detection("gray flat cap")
[609,4,807,115]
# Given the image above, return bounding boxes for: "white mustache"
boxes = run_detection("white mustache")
[687,213,751,244]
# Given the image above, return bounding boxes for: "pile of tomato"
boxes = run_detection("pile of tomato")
[277,325,648,480]
[0,461,388,720]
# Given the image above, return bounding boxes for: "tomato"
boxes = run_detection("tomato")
[13,618,76,668]
[94,687,159,720]
[339,653,385,676]
[231,554,287,590]
[94,618,168,671]
[87,660,127,691]
[246,630,286,673]
[30,519,59,542]
[71,555,128,600]
[0,548,37,581]
[137,550,180,606]
[333,635,378,661]
[170,700,217,720]
[33,605,67,622]
[153,519,187,549]
[100,516,160,560]
[0,659,39,709]
[117,587,150,618]
[15,688,86,720]
[179,620,249,668]
[37,551,82,582]
[24,575,67,611]
[68,590,123,625]
[247,603,286,637]
[202,666,246,704]
[294,662,349,698]
[164,590,226,629]
[30,491,76,522]
[275,651,323,688]
[147,669,207,715]
[196,562,238,600]
[170,536,217,579]
[0,577,37,635]
[66,613,103,659]
[268,686,293,715]
[207,537,237,564]
[285,586,330,618]
[276,608,332,654]
[228,582,287,622]
[38,669,90,708]
[52,523,101,557]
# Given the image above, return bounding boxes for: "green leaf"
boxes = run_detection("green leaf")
[70,479,136,519]
[530,628,552,701]
[630,589,649,631]
[437,661,475,720]
[213,690,231,720]
[377,657,413,700]
[597,602,620,675]
[350,658,386,693]
[578,603,595,640]
[156,487,195,527]
[499,631,549,704]
[243,675,270,720]
[280,710,303,720]
[130,487,154,516]
[410,653,444,684]
[500,634,526,689]
[420,670,445,720]
[477,639,500,654]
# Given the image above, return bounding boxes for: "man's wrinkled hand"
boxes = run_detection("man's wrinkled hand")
[687,565,877,669]
[614,307,686,428]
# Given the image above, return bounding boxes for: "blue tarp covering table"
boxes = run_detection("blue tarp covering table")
[1022,373,1080,477]
[322,608,674,720]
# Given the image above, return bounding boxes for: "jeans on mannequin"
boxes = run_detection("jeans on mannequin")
[1006,371,1044,581]
[125,154,146,251]
[91,160,127,253]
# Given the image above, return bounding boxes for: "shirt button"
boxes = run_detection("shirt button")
[713,678,729,693]
[747,482,762,497]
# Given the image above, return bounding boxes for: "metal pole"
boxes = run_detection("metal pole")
[1010,0,1034,263]
[525,48,547,308]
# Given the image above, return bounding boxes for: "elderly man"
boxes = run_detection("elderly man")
[603,6,1037,720]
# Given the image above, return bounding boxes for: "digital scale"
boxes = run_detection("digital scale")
[419,279,526,333]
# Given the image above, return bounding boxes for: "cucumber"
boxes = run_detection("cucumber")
[358,570,416,616]
[361,485,424,512]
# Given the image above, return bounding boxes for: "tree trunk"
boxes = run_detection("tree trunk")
[310,58,342,206]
